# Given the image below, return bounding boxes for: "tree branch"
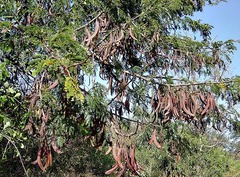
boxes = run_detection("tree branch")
[76,11,103,31]
[168,79,238,87]
[123,70,238,87]
[3,135,29,177]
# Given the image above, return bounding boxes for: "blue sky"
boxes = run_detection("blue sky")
[193,0,240,76]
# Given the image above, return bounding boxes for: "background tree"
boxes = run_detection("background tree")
[0,0,240,176]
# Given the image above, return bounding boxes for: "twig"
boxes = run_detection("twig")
[110,119,140,138]
[111,112,142,124]
[123,70,239,88]
[168,79,237,87]
[76,11,103,31]
[3,135,29,177]
[110,111,163,129]
[2,141,10,159]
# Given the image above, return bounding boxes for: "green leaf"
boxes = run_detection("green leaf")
[3,121,11,130]
[64,77,84,102]
[20,143,24,149]
[14,93,21,98]
[7,87,15,94]
[57,136,65,147]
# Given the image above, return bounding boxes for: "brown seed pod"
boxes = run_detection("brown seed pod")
[39,121,46,137]
[51,130,62,154]
[129,27,137,40]
[130,145,139,171]
[125,99,130,113]
[91,19,100,39]
[105,163,119,175]
[190,94,198,116]
[178,92,183,111]
[129,146,135,170]
[163,94,172,113]
[201,93,211,115]
[150,129,162,149]
[31,159,38,165]
[117,163,126,177]
[181,91,195,117]
[37,147,46,172]
[103,46,110,60]
[117,148,124,169]
[116,30,124,43]
[124,148,133,171]
[48,6,52,16]
[206,95,213,114]
[29,95,39,108]
[176,152,181,163]
[199,92,206,105]
[44,150,52,169]
[48,79,59,90]
[112,143,118,162]
[173,106,179,117]
[84,27,91,46]
[105,146,112,155]
[162,117,170,123]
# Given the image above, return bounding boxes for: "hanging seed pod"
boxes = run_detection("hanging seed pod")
[124,99,130,113]
[105,163,119,175]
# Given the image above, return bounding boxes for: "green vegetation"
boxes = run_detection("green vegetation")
[0,0,240,176]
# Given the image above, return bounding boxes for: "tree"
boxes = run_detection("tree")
[136,122,240,176]
[1,0,240,176]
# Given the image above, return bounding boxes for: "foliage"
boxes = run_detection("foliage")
[0,0,240,176]
[136,123,240,177]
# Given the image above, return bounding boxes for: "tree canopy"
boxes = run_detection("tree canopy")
[1,0,240,176]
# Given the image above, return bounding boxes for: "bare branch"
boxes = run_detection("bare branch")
[76,11,103,31]
[123,70,239,88]
[168,79,238,87]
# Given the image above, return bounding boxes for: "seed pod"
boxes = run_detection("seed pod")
[181,91,194,117]
[85,28,91,46]
[206,96,213,114]
[173,107,179,117]
[48,79,59,90]
[105,146,112,155]
[117,163,126,177]
[51,130,62,154]
[118,106,123,117]
[44,150,52,169]
[125,99,130,113]
[130,145,138,171]
[129,27,137,40]
[201,93,210,115]
[199,92,206,104]
[112,143,118,162]
[117,148,124,169]
[105,163,119,175]
[37,147,46,172]
[116,30,124,42]
[190,94,198,116]
[163,94,172,113]
[150,129,162,149]
[91,19,100,39]
[176,152,181,163]
[124,148,134,171]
